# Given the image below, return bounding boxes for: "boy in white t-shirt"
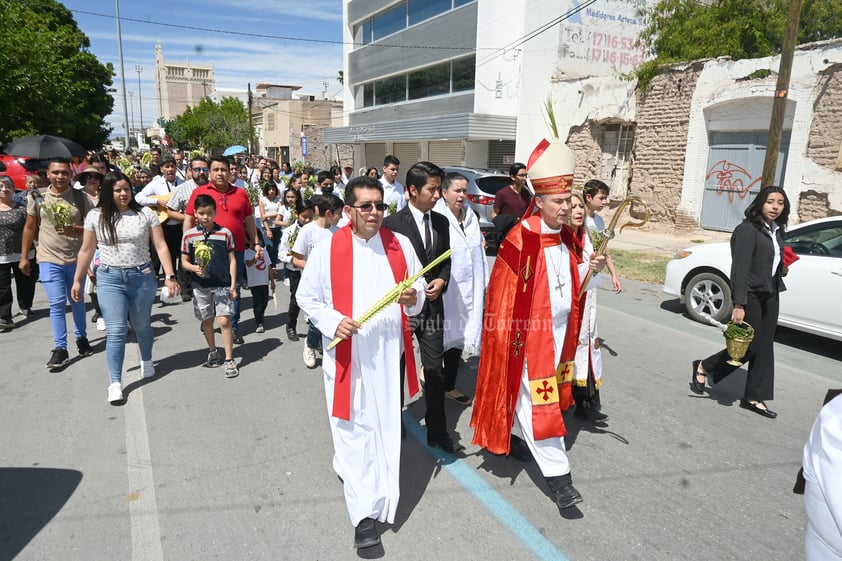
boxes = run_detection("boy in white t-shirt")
[278,199,315,342]
[584,179,622,293]
[244,232,275,334]
[291,194,343,368]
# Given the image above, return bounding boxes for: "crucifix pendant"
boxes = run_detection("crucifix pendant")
[555,280,563,296]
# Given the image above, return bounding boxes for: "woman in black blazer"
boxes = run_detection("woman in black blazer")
[690,185,790,419]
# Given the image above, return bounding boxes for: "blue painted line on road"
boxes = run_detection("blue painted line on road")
[403,411,571,561]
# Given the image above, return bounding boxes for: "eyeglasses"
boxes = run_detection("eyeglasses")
[349,202,388,213]
[192,167,209,172]
[516,173,528,179]
[0,183,14,190]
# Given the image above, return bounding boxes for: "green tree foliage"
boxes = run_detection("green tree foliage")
[636,0,842,89]
[165,97,249,154]
[0,0,114,148]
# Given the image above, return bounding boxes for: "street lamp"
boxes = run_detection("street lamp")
[135,65,144,131]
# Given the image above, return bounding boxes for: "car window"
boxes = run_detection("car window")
[475,176,511,196]
[785,221,842,258]
[0,162,6,172]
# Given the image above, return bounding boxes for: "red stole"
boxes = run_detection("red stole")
[498,215,582,440]
[329,225,419,420]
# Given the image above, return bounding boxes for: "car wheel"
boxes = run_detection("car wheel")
[683,272,732,324]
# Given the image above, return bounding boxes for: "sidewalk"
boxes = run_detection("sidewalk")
[608,225,731,257]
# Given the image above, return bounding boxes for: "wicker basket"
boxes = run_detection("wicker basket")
[725,322,754,366]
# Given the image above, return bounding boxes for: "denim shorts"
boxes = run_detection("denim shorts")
[193,286,234,321]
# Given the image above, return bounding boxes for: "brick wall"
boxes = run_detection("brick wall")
[628,64,703,227]
[806,65,842,169]
[567,121,603,186]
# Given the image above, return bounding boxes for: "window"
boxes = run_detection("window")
[408,0,450,26]
[451,56,475,92]
[361,20,372,45]
[363,83,374,107]
[375,75,406,105]
[372,4,406,42]
[786,222,842,258]
[408,62,450,100]
[454,0,475,6]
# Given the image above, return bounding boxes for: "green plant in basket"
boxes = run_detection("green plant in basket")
[723,322,752,340]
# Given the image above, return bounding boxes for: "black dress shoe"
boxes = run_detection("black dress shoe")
[232,332,244,344]
[740,399,777,419]
[573,407,609,422]
[552,483,583,510]
[354,518,381,549]
[286,327,299,342]
[427,433,465,454]
[508,435,533,462]
[690,360,706,394]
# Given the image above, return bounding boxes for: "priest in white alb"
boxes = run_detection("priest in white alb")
[296,176,426,552]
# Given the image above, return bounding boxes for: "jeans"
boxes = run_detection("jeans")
[0,260,36,320]
[306,322,322,350]
[232,251,244,332]
[96,263,158,383]
[40,262,87,350]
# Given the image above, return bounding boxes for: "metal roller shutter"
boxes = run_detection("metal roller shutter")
[428,140,463,167]
[393,142,420,168]
[365,143,386,169]
[488,140,515,171]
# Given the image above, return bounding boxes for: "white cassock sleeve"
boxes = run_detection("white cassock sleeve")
[297,241,345,340]
[803,395,842,560]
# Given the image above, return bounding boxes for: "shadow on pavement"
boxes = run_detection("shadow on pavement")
[0,467,83,561]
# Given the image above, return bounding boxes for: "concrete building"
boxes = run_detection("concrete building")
[324,0,523,171]
[154,41,216,122]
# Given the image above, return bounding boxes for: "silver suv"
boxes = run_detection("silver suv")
[442,166,513,247]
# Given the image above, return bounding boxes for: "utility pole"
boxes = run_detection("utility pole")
[248,83,255,154]
[128,90,135,136]
[762,0,803,187]
[135,65,144,131]
[115,0,131,152]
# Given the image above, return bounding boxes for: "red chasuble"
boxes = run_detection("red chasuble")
[470,214,584,455]
[329,225,419,420]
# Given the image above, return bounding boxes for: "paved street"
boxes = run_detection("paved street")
[2,273,839,561]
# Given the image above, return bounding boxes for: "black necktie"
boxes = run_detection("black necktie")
[423,213,433,261]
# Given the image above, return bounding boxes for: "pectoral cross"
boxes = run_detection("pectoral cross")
[554,278,564,296]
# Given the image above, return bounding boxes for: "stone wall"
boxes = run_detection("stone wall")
[806,65,842,169]
[628,63,703,228]
[567,121,603,186]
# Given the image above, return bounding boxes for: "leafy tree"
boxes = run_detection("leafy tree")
[165,97,249,154]
[636,0,842,88]
[0,0,114,148]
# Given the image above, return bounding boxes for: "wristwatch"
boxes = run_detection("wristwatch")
[167,275,176,280]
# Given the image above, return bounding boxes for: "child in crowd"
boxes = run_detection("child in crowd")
[583,179,622,293]
[278,199,315,342]
[275,188,301,286]
[244,231,274,334]
[291,194,343,368]
[181,194,239,378]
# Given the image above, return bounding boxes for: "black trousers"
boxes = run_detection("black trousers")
[400,312,446,438]
[442,347,462,392]
[286,269,301,330]
[152,223,183,281]
[250,285,269,325]
[0,261,36,320]
[701,291,779,402]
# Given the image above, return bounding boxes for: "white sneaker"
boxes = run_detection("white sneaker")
[96,317,107,331]
[302,346,317,369]
[108,382,123,404]
[141,360,155,378]
[283,278,290,287]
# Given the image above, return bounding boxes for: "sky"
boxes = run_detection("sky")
[64,0,344,138]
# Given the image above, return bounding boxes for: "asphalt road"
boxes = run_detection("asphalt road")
[1,275,838,561]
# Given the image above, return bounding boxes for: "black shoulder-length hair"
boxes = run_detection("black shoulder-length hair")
[744,185,790,229]
[98,170,143,246]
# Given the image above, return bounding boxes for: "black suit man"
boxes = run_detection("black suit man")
[383,161,463,453]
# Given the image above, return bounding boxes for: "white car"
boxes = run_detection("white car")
[663,216,842,341]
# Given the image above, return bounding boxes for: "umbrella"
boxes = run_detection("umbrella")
[222,145,248,157]
[2,134,87,159]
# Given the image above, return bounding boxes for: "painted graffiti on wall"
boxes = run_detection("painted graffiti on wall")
[706,160,762,203]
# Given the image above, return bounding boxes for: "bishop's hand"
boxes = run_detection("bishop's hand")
[398,287,417,307]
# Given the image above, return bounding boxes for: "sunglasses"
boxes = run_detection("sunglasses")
[349,202,388,213]
[192,167,209,172]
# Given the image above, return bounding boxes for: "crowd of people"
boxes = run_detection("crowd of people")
[2,141,834,558]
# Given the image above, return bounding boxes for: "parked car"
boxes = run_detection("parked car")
[663,216,842,341]
[442,166,515,250]
[0,154,48,190]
